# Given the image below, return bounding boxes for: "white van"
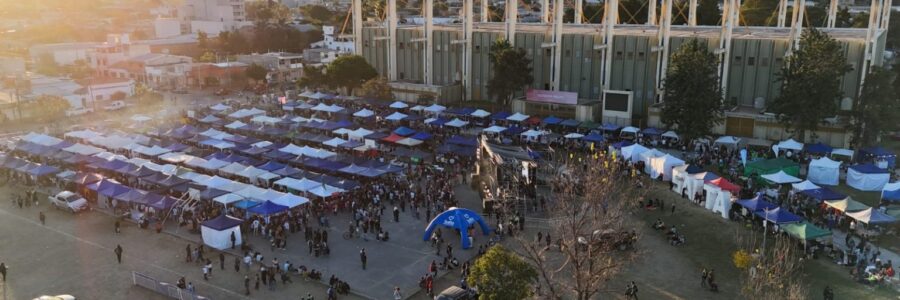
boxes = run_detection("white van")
[49,191,89,213]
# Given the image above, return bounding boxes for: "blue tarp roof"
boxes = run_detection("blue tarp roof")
[145,194,178,210]
[491,112,511,120]
[202,214,244,230]
[805,142,833,154]
[256,161,286,171]
[248,201,289,215]
[232,199,260,209]
[754,207,803,224]
[736,193,778,211]
[199,188,229,200]
[801,188,846,201]
[611,141,633,149]
[685,165,704,174]
[98,184,131,198]
[642,127,663,135]
[504,126,526,135]
[447,107,476,115]
[393,127,416,137]
[263,150,296,160]
[338,140,365,149]
[447,135,477,147]
[542,116,563,125]
[885,186,900,201]
[411,132,433,141]
[427,118,450,126]
[165,143,190,152]
[26,165,59,176]
[861,147,895,157]
[365,132,390,140]
[600,123,621,131]
[318,120,355,131]
[560,119,581,127]
[850,163,889,174]
[582,133,605,143]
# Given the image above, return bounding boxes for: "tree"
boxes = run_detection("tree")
[848,67,899,147]
[326,55,378,95]
[198,51,217,63]
[301,5,336,25]
[697,0,720,25]
[110,91,127,101]
[517,154,644,300]
[245,63,269,84]
[467,246,537,300]
[487,39,533,105]
[770,28,850,140]
[360,77,393,100]
[834,7,853,27]
[740,0,779,26]
[298,65,328,90]
[246,1,292,27]
[28,95,70,121]
[197,31,210,50]
[661,39,723,142]
[734,230,807,300]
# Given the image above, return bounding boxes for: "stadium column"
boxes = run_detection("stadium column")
[353,0,363,55]
[464,0,474,100]
[388,0,398,81]
[654,0,672,103]
[424,0,434,85]
[552,0,565,91]
[575,0,583,24]
[506,0,518,44]
[717,0,738,100]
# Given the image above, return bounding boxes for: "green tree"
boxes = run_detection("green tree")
[467,246,537,300]
[848,67,899,147]
[697,0,720,25]
[246,1,293,27]
[852,12,869,28]
[198,51,217,63]
[301,5,336,25]
[834,7,853,27]
[770,28,850,140]
[326,55,378,95]
[245,63,269,84]
[298,65,328,89]
[661,39,723,142]
[197,31,210,50]
[740,0,779,26]
[29,95,70,121]
[487,39,533,105]
[359,77,393,100]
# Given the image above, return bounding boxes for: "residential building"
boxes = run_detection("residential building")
[237,52,304,85]
[104,53,193,90]
[88,34,152,77]
[302,48,342,65]
[311,26,355,53]
[178,0,251,36]
[76,77,136,103]
[190,61,249,87]
[29,42,96,66]
[154,18,183,38]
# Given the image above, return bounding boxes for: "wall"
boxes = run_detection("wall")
[154,19,183,38]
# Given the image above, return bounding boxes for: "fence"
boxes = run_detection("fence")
[132,271,211,300]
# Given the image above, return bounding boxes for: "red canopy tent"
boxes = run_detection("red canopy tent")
[525,116,542,125]
[707,177,741,193]
[382,133,405,143]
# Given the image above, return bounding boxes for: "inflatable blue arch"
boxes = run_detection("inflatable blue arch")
[423,207,491,249]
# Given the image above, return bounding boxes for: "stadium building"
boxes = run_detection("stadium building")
[349,0,893,146]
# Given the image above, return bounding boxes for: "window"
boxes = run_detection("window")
[399,42,405,50]
[747,57,755,66]
[436,45,441,52]
[576,50,582,58]
[734,56,742,63]
[474,45,480,53]
[364,41,370,47]
[616,51,623,58]
[544,83,550,90]
[637,52,645,59]
[400,72,405,79]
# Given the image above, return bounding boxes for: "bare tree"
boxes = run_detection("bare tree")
[516,155,646,300]
[734,229,807,300]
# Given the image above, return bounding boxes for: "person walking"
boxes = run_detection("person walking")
[671,203,676,215]
[234,256,240,272]
[115,220,121,234]
[244,275,250,295]
[393,206,400,222]
[823,285,834,300]
[187,282,195,294]
[700,268,708,288]
[39,211,45,225]
[0,262,7,282]
[114,245,123,264]
[230,231,237,249]
[185,244,192,263]
[393,286,402,300]
[327,285,336,300]
[203,264,210,280]
[360,248,368,270]
[219,253,225,270]
[629,281,639,299]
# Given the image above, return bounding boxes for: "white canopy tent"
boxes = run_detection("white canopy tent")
[648,154,685,181]
[791,180,820,191]
[201,215,243,250]
[213,193,245,205]
[506,113,529,122]
[424,104,446,113]
[620,126,639,135]
[661,131,679,140]
[761,170,802,184]
[470,109,491,118]
[714,136,742,147]
[808,157,841,185]
[482,126,507,133]
[410,105,426,111]
[348,128,374,140]
[564,133,584,139]
[620,144,650,162]
[639,149,666,175]
[385,112,408,121]
[445,118,469,128]
[353,109,375,118]
[250,115,282,125]
[210,103,231,111]
[271,193,309,208]
[847,165,890,191]
[63,144,104,156]
[274,177,321,192]
[520,129,545,140]
[389,101,409,109]
[832,148,854,159]
[22,132,63,146]
[777,139,804,151]
[323,137,347,148]
[396,138,424,146]
[225,121,247,129]
[219,162,249,176]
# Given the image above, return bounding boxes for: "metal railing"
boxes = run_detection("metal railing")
[132,271,211,300]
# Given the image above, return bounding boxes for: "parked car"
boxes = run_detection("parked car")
[103,101,126,111]
[48,191,89,213]
[434,286,476,300]
[64,107,93,117]
[33,295,75,300]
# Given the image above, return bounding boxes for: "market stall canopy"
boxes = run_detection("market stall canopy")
[706,177,741,193]
[210,103,231,111]
[847,163,890,191]
[808,157,841,185]
[661,131,679,140]
[800,187,846,202]
[736,193,778,212]
[385,112,408,121]
[470,109,490,118]
[754,207,802,224]
[846,208,897,224]
[353,109,375,118]
[824,197,869,212]
[831,148,854,159]
[506,113,529,122]
[744,157,799,177]
[445,118,469,128]
[564,133,584,139]
[482,126,507,133]
[791,180,820,191]
[542,116,562,125]
[560,119,580,127]
[582,133,604,143]
[777,139,804,151]
[782,222,832,240]
[389,101,409,109]
[714,136,741,146]
[424,104,446,113]
[805,142,833,155]
[620,126,639,134]
[761,171,802,184]
[883,182,900,201]
[490,112,511,120]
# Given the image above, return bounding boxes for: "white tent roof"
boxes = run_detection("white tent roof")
[198,115,221,123]
[424,104,446,112]
[132,145,172,157]
[271,193,308,208]
[445,118,469,128]
[213,193,245,205]
[564,133,584,139]
[506,113,529,122]
[714,136,741,145]
[482,126,507,133]
[219,162,248,175]
[348,128,374,140]
[410,105,426,111]
[210,103,231,111]
[333,128,353,135]
[521,129,545,138]
[199,128,232,139]
[323,137,347,147]
[661,131,679,139]
[621,126,640,134]
[159,152,192,163]
[225,121,247,129]
[250,115,282,125]
[621,144,650,162]
[761,170,802,184]
[234,185,269,199]
[207,140,236,150]
[884,182,900,192]
[832,148,854,158]
[198,158,230,170]
[777,139,804,151]
[274,177,321,192]
[228,108,266,119]
[396,138,424,146]
[64,130,104,140]
[470,109,491,118]
[811,157,842,168]
[251,141,272,148]
[279,144,305,156]
[353,108,375,118]
[385,112,408,121]
[63,143,104,155]
[22,132,63,146]
[389,101,409,109]
[297,146,335,158]
[306,185,344,198]
[791,180,820,191]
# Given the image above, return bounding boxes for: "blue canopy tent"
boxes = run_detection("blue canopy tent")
[642,127,663,136]
[736,193,778,212]
[98,184,132,198]
[26,165,60,177]
[232,199,260,210]
[884,183,900,202]
[859,147,896,169]
[559,119,581,127]
[393,127,417,137]
[685,165,704,174]
[248,201,289,216]
[754,207,803,224]
[201,214,244,250]
[542,116,563,125]
[411,132,433,141]
[145,194,178,210]
[600,123,621,131]
[198,188,230,201]
[447,135,478,147]
[338,140,365,149]
[422,207,490,249]
[582,133,605,143]
[804,143,833,155]
[491,112,511,121]
[256,161,286,172]
[611,141,633,149]
[504,126,526,135]
[801,188,846,202]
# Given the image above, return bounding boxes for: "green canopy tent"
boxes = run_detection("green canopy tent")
[744,157,800,177]
[782,222,832,240]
